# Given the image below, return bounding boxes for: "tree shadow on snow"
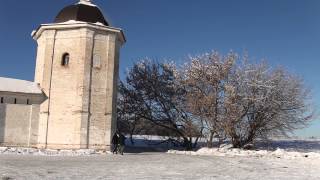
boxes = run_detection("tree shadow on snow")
[123,138,185,154]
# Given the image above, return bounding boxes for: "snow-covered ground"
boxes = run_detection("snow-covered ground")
[128,135,320,150]
[0,147,106,156]
[168,139,320,160]
[0,152,319,180]
[0,138,319,179]
[129,135,320,158]
[168,146,320,160]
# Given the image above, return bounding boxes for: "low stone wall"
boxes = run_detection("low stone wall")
[0,104,39,147]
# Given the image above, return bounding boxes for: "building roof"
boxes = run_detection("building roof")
[0,77,43,94]
[54,2,109,26]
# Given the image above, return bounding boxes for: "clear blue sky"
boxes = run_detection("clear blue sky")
[0,0,319,137]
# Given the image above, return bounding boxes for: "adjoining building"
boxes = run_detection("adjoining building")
[0,77,46,147]
[0,0,126,150]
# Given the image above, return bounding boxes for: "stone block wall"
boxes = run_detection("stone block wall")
[0,104,40,147]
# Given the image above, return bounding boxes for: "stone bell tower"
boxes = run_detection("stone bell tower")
[32,0,126,150]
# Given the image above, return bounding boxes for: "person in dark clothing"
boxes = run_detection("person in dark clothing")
[111,132,119,154]
[118,133,126,155]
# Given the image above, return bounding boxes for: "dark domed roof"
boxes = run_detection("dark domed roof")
[54,3,109,26]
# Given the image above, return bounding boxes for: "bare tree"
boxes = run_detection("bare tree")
[177,51,236,147]
[118,52,316,150]
[118,60,201,149]
[223,59,314,148]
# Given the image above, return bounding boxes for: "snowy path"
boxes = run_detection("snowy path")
[0,152,319,180]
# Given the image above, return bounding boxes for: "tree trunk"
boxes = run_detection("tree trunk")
[207,131,214,148]
[183,138,193,150]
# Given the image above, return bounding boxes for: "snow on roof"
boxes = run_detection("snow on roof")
[0,77,42,94]
[52,20,107,26]
[77,0,97,7]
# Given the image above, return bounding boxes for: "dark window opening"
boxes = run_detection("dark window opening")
[27,99,30,105]
[62,53,70,66]
[0,97,3,104]
[14,98,17,104]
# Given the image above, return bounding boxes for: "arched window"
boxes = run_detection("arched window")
[61,53,70,66]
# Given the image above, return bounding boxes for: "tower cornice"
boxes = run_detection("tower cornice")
[31,23,126,45]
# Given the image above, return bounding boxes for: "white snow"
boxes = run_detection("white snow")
[0,151,319,179]
[94,22,106,26]
[168,147,320,160]
[0,138,319,179]
[167,138,320,160]
[0,77,42,94]
[55,20,86,24]
[0,147,106,156]
[52,20,107,26]
[77,0,97,7]
[126,135,320,160]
